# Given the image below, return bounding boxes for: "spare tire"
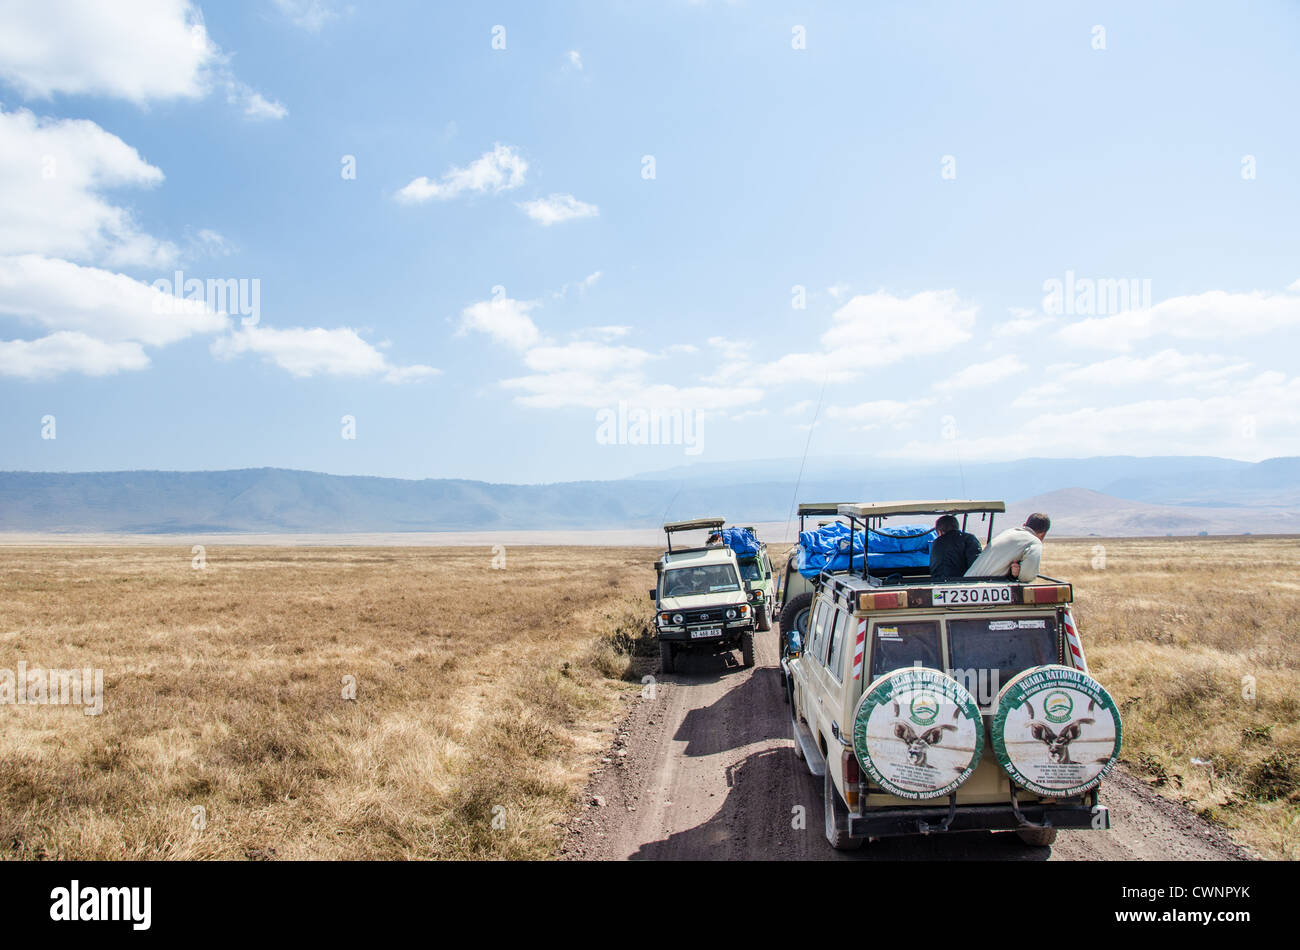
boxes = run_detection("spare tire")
[851,667,984,800]
[991,665,1122,798]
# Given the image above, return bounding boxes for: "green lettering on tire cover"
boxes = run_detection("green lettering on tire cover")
[852,668,984,801]
[992,664,1123,798]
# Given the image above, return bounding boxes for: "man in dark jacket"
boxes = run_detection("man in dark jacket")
[929,514,982,580]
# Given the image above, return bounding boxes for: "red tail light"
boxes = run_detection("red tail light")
[841,749,861,810]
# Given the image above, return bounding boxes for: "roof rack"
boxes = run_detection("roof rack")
[795,502,853,533]
[663,516,725,553]
[836,500,1007,579]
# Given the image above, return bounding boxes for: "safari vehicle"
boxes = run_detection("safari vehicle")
[784,500,1122,851]
[774,503,848,655]
[651,518,758,673]
[729,526,775,633]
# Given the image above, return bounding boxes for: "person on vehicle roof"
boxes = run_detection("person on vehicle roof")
[964,513,1051,582]
[929,514,982,580]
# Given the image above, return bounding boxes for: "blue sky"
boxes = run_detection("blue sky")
[1,0,1298,483]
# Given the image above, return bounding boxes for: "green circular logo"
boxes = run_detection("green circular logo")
[1043,690,1074,724]
[909,692,940,726]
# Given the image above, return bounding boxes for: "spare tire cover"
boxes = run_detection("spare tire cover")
[851,667,984,800]
[992,665,1122,798]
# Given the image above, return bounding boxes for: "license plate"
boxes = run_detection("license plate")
[690,625,723,639]
[932,585,1013,606]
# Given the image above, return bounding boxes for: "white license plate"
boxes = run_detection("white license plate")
[932,585,1013,606]
[690,625,723,639]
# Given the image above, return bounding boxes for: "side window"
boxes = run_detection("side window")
[808,600,830,663]
[822,609,844,672]
[827,612,853,682]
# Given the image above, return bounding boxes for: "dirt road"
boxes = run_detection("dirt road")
[561,631,1255,861]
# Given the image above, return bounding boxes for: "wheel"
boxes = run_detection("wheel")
[824,769,864,851]
[741,629,755,668]
[755,604,772,632]
[1015,826,1058,847]
[781,593,814,650]
[659,640,675,674]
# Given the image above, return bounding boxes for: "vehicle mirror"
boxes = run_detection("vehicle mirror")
[648,589,656,600]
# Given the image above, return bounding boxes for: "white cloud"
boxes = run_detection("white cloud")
[522,341,652,374]
[783,400,815,416]
[230,84,288,120]
[211,325,438,382]
[397,145,527,203]
[0,108,175,267]
[567,50,583,70]
[824,398,934,429]
[1009,349,1252,409]
[708,336,752,361]
[994,308,1054,336]
[887,371,1300,462]
[760,290,979,383]
[1057,287,1300,350]
[503,370,761,411]
[0,331,149,379]
[827,283,850,300]
[582,325,630,340]
[554,271,601,298]
[0,0,284,118]
[517,193,599,226]
[934,354,1026,391]
[273,0,338,32]
[457,295,542,350]
[0,255,228,346]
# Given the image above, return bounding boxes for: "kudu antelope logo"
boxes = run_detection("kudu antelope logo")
[1025,695,1094,764]
[891,697,959,769]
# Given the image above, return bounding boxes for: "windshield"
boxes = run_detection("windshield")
[947,616,1059,690]
[738,559,764,582]
[661,564,741,597]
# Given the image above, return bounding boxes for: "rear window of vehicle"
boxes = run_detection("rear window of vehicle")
[871,621,941,679]
[738,559,763,582]
[946,616,1059,690]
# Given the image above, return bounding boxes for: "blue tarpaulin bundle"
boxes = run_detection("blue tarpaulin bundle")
[721,526,762,557]
[795,522,937,577]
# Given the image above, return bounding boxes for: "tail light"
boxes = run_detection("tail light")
[858,590,908,611]
[1023,584,1072,604]
[841,749,861,811]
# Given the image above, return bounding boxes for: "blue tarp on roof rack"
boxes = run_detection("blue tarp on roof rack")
[721,526,762,557]
[795,522,936,577]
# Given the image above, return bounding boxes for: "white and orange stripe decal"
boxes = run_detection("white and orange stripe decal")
[851,619,867,681]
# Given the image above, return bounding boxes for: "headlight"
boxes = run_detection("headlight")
[726,608,737,620]
[672,613,684,624]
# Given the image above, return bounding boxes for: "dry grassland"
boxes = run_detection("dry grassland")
[1,536,1297,860]
[1044,536,1300,860]
[0,545,658,859]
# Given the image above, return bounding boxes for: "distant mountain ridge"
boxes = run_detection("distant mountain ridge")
[0,457,1296,536]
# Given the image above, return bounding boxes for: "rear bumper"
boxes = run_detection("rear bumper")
[848,802,1107,838]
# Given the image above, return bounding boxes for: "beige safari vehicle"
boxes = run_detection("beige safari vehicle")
[652,518,758,673]
[784,500,1122,851]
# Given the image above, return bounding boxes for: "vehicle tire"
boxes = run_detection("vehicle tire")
[781,592,814,647]
[659,640,675,674]
[755,604,772,632]
[741,629,755,668]
[1015,826,1058,847]
[824,769,864,851]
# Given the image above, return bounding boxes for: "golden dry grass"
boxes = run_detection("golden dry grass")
[0,545,658,860]
[1045,536,1300,860]
[2,537,1297,861]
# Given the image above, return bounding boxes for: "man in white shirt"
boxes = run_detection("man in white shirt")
[964,513,1051,582]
